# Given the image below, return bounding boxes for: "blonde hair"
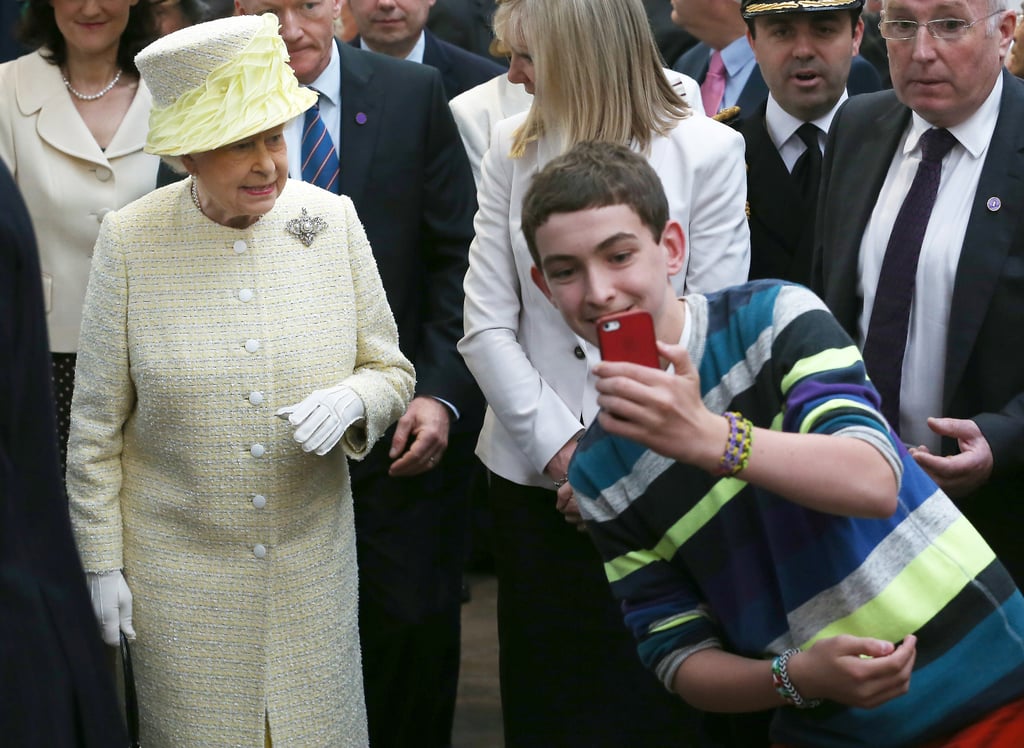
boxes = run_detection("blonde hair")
[494,0,691,158]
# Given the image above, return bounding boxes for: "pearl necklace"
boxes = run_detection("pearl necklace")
[190,177,206,217]
[63,69,122,101]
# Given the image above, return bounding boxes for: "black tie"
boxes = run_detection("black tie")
[791,123,822,202]
[861,127,958,431]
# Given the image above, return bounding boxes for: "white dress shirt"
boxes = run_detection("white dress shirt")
[857,76,1002,450]
[765,91,847,172]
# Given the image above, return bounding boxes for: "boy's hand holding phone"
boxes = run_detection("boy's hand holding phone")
[594,319,726,471]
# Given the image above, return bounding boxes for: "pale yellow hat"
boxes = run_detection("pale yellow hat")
[136,13,316,156]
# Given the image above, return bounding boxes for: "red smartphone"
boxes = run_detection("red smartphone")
[596,310,659,368]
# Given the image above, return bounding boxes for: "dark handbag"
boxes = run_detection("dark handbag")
[119,631,141,748]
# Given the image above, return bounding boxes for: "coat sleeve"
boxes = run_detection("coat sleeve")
[66,213,135,572]
[459,124,587,474]
[407,69,481,421]
[678,118,750,294]
[336,198,416,459]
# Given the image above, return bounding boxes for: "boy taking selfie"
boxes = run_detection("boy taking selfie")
[522,141,1024,747]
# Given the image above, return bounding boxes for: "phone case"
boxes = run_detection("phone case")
[596,310,659,368]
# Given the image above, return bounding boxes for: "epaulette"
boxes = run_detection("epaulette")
[712,105,742,127]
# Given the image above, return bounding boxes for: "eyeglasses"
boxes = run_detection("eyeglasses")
[879,10,1004,40]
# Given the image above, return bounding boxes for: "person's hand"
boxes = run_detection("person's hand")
[555,480,586,531]
[87,570,135,647]
[909,417,993,498]
[276,385,365,456]
[788,634,916,709]
[544,436,587,530]
[594,341,724,470]
[388,396,451,477]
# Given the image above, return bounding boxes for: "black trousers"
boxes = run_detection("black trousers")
[351,432,476,748]
[489,473,712,747]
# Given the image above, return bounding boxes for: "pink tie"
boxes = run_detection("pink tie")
[701,50,726,117]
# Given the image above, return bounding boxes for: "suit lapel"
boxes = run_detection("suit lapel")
[741,106,804,250]
[421,31,456,98]
[944,72,1024,408]
[17,52,107,166]
[822,93,909,333]
[337,43,382,207]
[673,43,710,82]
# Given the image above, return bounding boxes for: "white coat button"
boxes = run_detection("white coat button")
[94,167,112,182]
[252,494,267,509]
[233,240,248,254]
[245,339,260,353]
[249,391,264,405]
[239,288,254,302]
[253,544,267,559]
[250,443,265,458]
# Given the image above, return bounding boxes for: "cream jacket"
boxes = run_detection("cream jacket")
[0,51,159,352]
[459,85,749,487]
[68,179,414,746]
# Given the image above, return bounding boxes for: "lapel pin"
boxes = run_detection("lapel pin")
[986,196,1001,212]
[356,112,368,125]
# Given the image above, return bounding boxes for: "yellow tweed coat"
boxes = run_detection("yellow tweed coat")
[68,178,415,747]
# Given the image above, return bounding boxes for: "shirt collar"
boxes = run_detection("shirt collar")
[905,73,1002,160]
[718,35,756,78]
[306,40,342,108]
[765,90,848,150]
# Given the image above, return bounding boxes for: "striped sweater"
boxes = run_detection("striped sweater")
[570,281,1024,747]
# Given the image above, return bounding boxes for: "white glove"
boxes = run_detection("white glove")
[87,570,135,647]
[276,384,365,455]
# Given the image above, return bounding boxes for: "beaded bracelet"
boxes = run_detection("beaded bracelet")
[771,648,822,709]
[717,411,753,476]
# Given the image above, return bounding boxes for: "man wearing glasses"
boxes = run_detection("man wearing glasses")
[813,0,1024,584]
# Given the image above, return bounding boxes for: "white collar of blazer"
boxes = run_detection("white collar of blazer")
[14,50,153,164]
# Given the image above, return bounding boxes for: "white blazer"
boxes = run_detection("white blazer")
[451,73,535,187]
[451,69,707,189]
[459,85,750,487]
[0,51,159,352]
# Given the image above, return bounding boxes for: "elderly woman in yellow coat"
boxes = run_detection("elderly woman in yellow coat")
[67,14,414,747]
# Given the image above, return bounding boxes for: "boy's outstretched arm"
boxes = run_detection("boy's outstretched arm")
[672,635,917,712]
[593,341,898,518]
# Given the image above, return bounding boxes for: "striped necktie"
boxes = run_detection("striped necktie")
[301,90,340,193]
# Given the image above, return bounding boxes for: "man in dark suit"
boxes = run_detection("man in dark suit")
[739,0,869,285]
[0,160,127,746]
[813,0,1024,583]
[348,0,505,100]
[235,2,479,745]
[671,0,880,119]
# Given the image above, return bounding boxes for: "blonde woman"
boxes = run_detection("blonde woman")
[458,0,749,744]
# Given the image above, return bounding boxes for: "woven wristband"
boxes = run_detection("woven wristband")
[771,648,822,709]
[717,411,753,476]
